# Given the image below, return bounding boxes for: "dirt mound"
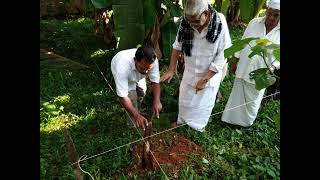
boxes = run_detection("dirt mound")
[121,132,202,178]
[152,136,202,165]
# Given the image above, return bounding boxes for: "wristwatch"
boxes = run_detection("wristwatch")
[202,78,209,83]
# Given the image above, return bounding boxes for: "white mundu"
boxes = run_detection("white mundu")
[174,12,232,132]
[222,0,280,127]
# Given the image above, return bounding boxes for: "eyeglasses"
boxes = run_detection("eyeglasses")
[184,11,205,26]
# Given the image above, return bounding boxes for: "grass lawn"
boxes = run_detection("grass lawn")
[40,17,280,179]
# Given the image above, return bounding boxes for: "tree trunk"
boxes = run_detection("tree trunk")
[143,17,162,60]
[227,0,242,27]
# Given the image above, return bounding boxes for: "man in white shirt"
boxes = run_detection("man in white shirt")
[221,0,280,127]
[111,46,162,130]
[160,0,231,132]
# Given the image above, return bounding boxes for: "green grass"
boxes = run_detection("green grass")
[40,17,280,179]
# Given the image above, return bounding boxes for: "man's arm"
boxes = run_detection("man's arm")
[112,58,148,129]
[195,25,229,92]
[119,96,148,129]
[160,49,181,83]
[151,82,162,118]
[230,56,240,74]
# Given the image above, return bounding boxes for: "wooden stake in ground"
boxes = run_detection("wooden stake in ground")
[141,121,154,169]
[63,128,84,180]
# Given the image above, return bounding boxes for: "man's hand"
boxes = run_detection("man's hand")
[133,113,148,130]
[160,70,174,83]
[230,62,237,74]
[195,79,207,94]
[230,57,239,74]
[268,65,276,74]
[152,100,162,118]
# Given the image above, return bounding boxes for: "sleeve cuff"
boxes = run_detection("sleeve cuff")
[117,91,128,98]
[149,78,160,83]
[209,63,220,73]
[271,60,280,70]
[172,41,182,51]
[234,51,240,58]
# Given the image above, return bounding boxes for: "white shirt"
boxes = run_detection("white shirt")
[111,48,160,97]
[172,13,232,87]
[235,16,280,84]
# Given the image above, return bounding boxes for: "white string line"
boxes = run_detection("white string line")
[149,149,170,180]
[77,38,279,179]
[78,40,168,179]
[73,91,280,165]
[124,115,169,179]
[154,157,168,178]
[77,155,95,180]
[91,60,168,178]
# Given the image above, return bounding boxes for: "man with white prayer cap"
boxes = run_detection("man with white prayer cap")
[221,0,280,127]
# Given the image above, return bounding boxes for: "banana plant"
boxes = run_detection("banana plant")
[239,0,266,23]
[213,0,231,17]
[212,0,266,26]
[89,0,183,60]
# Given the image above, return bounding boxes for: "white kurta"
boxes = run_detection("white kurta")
[111,48,160,126]
[173,13,232,131]
[111,48,160,98]
[235,16,280,83]
[222,16,280,127]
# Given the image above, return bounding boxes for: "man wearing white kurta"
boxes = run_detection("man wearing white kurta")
[221,0,280,127]
[161,0,231,132]
[111,47,162,130]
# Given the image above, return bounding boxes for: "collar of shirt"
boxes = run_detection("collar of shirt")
[191,16,211,35]
[258,16,280,32]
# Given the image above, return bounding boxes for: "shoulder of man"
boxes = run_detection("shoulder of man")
[248,16,265,28]
[118,48,137,56]
[111,49,135,73]
[216,12,226,21]
[216,12,229,33]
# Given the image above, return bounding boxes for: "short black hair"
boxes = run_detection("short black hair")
[135,46,156,64]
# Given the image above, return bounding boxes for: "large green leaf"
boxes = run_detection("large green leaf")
[161,21,178,60]
[240,0,266,23]
[215,0,222,10]
[143,0,157,30]
[273,48,280,61]
[249,68,276,90]
[161,0,182,17]
[224,37,258,58]
[253,0,266,17]
[169,3,183,17]
[249,44,265,58]
[256,38,271,45]
[90,0,112,8]
[221,0,230,17]
[265,44,280,49]
[240,0,255,23]
[249,39,280,60]
[160,10,172,27]
[112,0,145,51]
